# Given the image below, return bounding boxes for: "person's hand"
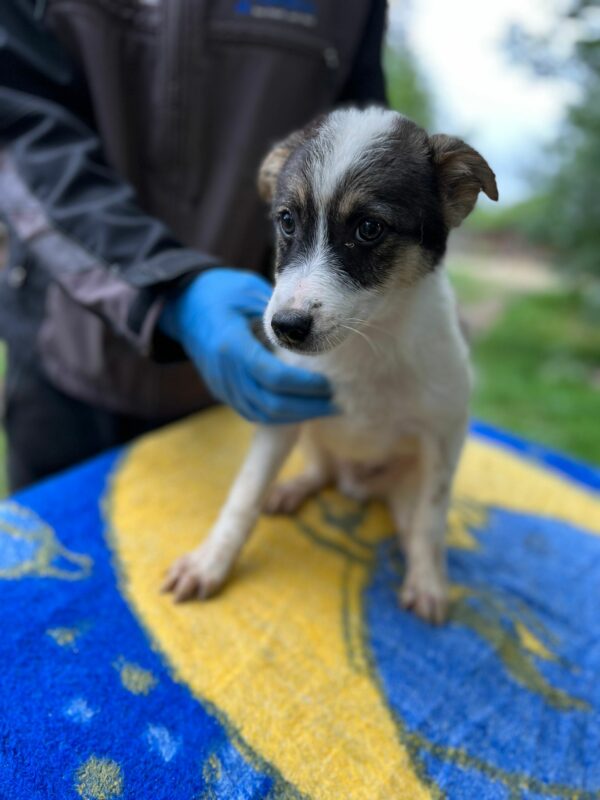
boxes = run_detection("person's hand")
[159,268,336,424]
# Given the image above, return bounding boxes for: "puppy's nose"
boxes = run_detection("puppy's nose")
[271,310,313,345]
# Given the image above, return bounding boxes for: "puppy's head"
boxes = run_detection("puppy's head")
[259,108,498,354]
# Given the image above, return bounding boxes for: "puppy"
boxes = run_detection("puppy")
[163,107,497,624]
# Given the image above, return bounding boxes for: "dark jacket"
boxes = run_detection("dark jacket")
[0,0,387,420]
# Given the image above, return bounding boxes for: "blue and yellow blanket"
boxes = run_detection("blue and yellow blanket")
[1,409,599,799]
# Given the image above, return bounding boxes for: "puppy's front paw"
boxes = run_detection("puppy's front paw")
[161,544,230,603]
[400,566,448,626]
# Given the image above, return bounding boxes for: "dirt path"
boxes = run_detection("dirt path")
[446,242,559,337]
[448,245,560,293]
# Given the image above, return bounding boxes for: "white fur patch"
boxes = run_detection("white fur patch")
[312,107,399,207]
[265,109,403,348]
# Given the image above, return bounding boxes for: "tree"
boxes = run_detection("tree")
[384,31,434,131]
[507,1,600,278]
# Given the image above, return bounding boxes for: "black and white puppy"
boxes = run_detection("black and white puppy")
[163,107,498,624]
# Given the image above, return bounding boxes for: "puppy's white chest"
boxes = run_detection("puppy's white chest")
[277,271,471,464]
[309,364,420,461]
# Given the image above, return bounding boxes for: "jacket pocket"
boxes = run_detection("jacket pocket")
[173,15,342,204]
[209,19,340,73]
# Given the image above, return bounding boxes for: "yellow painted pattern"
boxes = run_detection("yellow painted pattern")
[47,624,87,651]
[107,409,600,800]
[455,438,600,535]
[75,756,123,800]
[0,501,92,581]
[515,622,555,662]
[113,657,158,696]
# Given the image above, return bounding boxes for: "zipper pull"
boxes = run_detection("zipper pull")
[323,47,340,70]
[34,0,48,20]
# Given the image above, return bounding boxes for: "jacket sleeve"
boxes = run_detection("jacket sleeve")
[0,0,220,360]
[338,0,388,106]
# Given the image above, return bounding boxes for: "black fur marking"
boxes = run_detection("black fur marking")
[273,147,321,274]
[324,118,447,288]
[271,114,448,289]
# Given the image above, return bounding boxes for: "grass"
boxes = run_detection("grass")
[450,271,502,305]
[465,195,549,240]
[452,279,600,465]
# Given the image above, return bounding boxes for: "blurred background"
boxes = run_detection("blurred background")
[0,0,598,494]
[386,0,599,465]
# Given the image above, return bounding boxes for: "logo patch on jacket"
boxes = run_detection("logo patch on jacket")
[235,0,317,27]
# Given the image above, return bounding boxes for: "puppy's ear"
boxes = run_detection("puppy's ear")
[429,134,498,228]
[258,129,305,203]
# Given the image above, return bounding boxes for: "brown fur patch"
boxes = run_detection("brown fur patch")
[429,134,499,228]
[336,190,367,219]
[257,130,306,203]
[391,243,437,288]
[258,115,325,203]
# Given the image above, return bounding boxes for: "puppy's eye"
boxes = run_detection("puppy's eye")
[355,218,384,244]
[278,210,296,237]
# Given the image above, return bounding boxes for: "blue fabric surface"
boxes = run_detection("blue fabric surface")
[367,509,600,795]
[0,452,282,800]
[471,420,600,492]
[0,421,598,799]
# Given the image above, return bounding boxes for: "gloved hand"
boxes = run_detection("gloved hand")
[159,268,336,424]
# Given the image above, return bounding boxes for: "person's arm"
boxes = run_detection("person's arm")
[0,1,334,423]
[337,0,388,106]
[0,0,221,360]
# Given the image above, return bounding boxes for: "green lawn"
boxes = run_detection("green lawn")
[452,276,600,465]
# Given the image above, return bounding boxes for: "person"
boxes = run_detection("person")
[0,0,387,491]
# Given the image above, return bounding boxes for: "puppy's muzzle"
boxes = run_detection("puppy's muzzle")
[271,309,313,347]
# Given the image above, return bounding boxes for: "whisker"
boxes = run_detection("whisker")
[340,323,381,357]
[345,317,395,340]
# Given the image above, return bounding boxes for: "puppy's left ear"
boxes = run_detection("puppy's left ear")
[258,129,305,204]
[429,134,498,228]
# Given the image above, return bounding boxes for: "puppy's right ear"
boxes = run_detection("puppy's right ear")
[258,129,305,203]
[429,134,498,228]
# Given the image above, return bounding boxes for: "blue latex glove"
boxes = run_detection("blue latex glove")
[160,268,336,424]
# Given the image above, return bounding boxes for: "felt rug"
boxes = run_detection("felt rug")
[1,408,599,800]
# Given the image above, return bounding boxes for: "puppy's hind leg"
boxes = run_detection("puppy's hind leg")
[162,425,299,602]
[387,464,419,548]
[264,429,332,515]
